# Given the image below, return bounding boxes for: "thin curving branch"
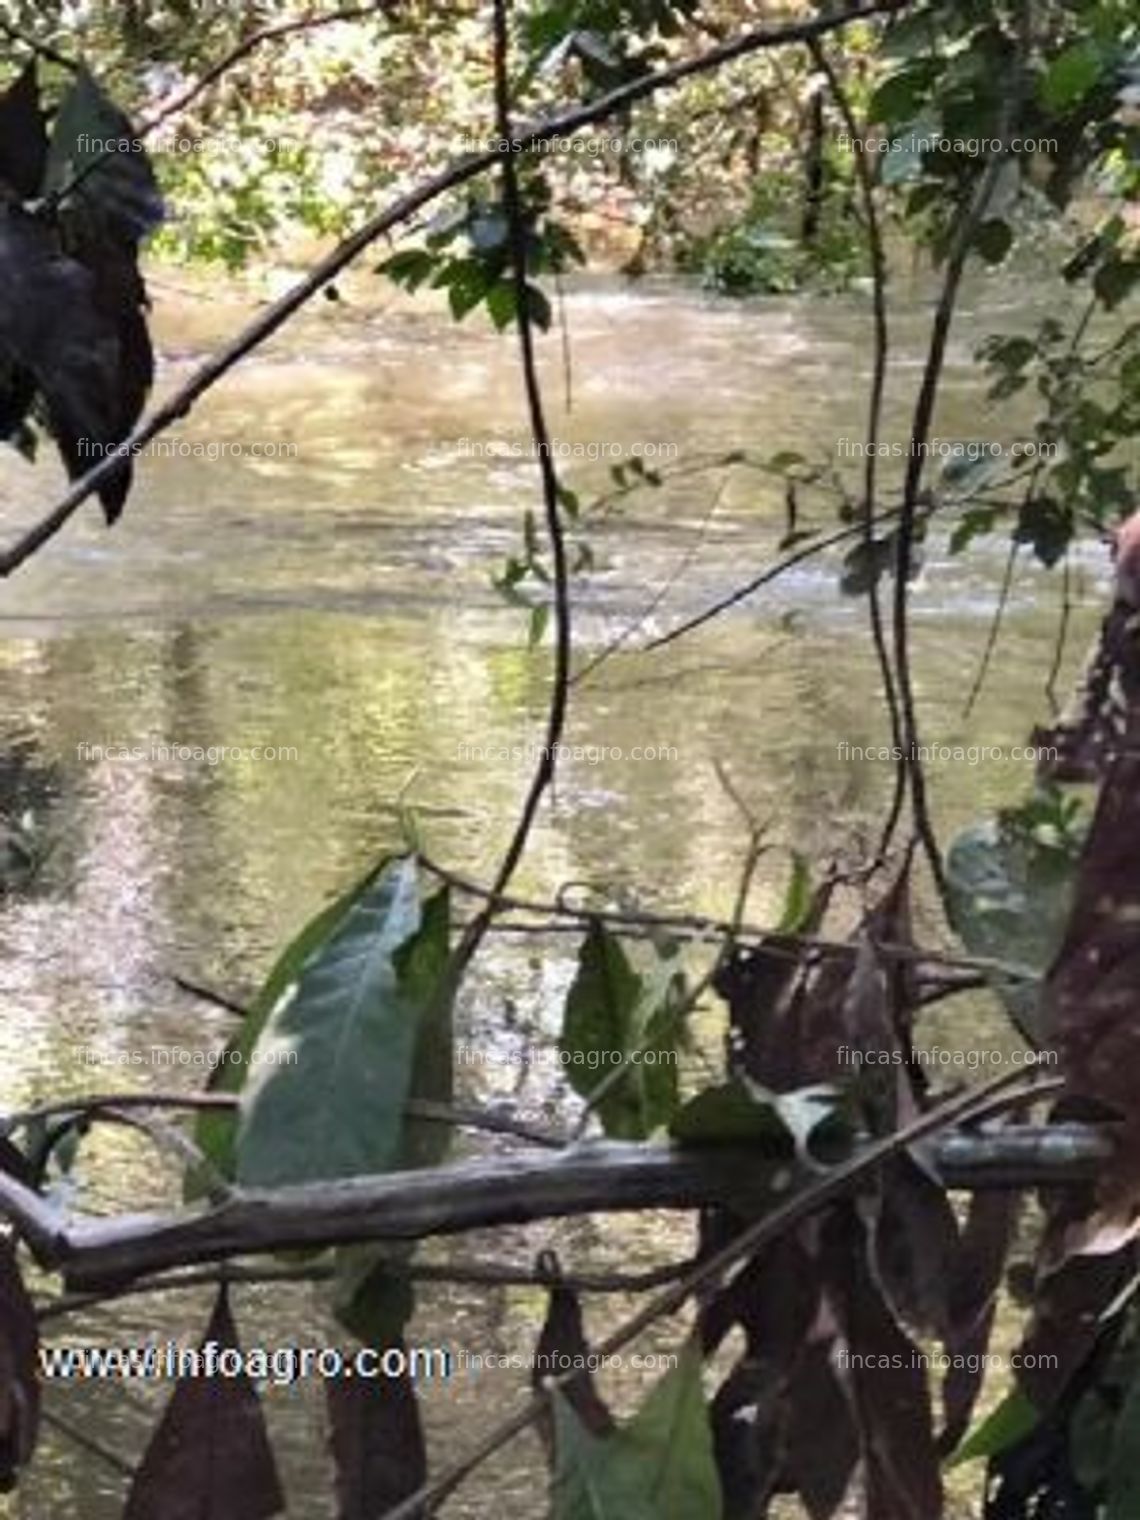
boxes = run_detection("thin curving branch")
[446,0,572,990]
[808,38,907,864]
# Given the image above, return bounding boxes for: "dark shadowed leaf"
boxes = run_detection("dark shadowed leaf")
[784,1339,858,1518]
[0,204,148,522]
[1106,1356,1140,1520]
[534,1250,613,1462]
[552,1343,722,1520]
[0,1240,38,1491]
[236,856,448,1186]
[0,63,47,200]
[828,1213,943,1520]
[44,67,164,239]
[123,1289,283,1520]
[941,1189,1021,1451]
[326,1356,426,1520]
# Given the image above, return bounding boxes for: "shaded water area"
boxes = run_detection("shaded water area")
[0,268,1116,1515]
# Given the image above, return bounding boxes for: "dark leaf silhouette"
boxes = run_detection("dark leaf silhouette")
[0,1239,39,1491]
[326,1353,426,1520]
[827,1210,943,1520]
[0,205,152,522]
[534,1249,613,1462]
[123,1289,284,1520]
[0,63,48,201]
[44,67,164,240]
[941,1188,1021,1452]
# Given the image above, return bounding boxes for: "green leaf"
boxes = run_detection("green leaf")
[235,857,449,1187]
[192,863,389,1192]
[559,923,683,1140]
[44,66,164,237]
[528,604,550,647]
[669,1078,791,1149]
[380,248,437,292]
[552,1344,722,1520]
[839,537,894,596]
[1039,41,1104,112]
[973,218,1014,266]
[946,795,1086,1046]
[486,279,517,329]
[775,851,812,933]
[948,1388,1039,1466]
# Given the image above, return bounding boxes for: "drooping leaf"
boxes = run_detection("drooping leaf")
[0,63,47,201]
[946,796,1085,1047]
[551,1343,722,1520]
[0,1240,38,1492]
[534,1250,613,1462]
[193,862,390,1190]
[829,1214,943,1520]
[559,922,683,1139]
[236,856,448,1187]
[44,66,164,239]
[941,1189,1021,1451]
[123,1290,284,1520]
[0,204,148,522]
[1106,1358,1140,1520]
[326,1355,426,1520]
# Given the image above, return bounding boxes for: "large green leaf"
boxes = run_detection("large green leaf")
[192,862,388,1191]
[559,922,683,1139]
[235,857,449,1187]
[552,1344,722,1520]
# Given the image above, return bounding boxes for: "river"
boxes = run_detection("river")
[0,267,1115,1515]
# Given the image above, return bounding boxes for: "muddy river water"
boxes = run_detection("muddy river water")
[0,266,1119,1515]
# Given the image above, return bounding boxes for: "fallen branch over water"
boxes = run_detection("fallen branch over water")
[0,1124,1111,1291]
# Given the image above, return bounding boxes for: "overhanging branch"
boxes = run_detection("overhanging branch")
[0,1125,1110,1291]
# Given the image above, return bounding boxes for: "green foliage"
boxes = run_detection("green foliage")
[949,1388,1040,1466]
[234,856,452,1187]
[552,1343,722,1520]
[559,920,685,1138]
[946,788,1087,1047]
[380,174,582,329]
[676,168,866,295]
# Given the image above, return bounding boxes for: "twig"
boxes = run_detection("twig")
[1045,554,1073,715]
[887,83,1023,905]
[809,37,906,865]
[38,1253,693,1321]
[40,1408,134,1479]
[644,505,907,652]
